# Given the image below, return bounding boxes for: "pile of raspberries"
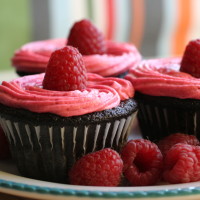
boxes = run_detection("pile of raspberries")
[69,133,200,186]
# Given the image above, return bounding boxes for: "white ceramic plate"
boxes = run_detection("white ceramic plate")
[1,160,200,200]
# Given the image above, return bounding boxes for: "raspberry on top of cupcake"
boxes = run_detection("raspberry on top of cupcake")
[3,46,135,117]
[180,39,200,78]
[12,19,141,77]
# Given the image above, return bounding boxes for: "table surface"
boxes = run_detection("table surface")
[0,192,38,200]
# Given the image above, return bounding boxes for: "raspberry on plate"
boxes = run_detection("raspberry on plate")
[69,148,123,186]
[163,143,200,183]
[67,19,107,55]
[0,126,10,159]
[157,133,200,156]
[121,139,163,186]
[43,46,87,91]
[180,39,200,78]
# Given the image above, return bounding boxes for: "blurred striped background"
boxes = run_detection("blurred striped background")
[1,0,200,71]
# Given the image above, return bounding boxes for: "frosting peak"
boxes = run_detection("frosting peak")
[125,57,200,100]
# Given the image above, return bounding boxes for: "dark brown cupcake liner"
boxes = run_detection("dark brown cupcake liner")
[0,111,137,183]
[135,92,200,142]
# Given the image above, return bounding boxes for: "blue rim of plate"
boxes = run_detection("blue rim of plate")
[1,179,200,198]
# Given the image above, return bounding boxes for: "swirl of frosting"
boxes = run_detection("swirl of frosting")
[12,39,141,76]
[12,39,64,73]
[125,57,200,99]
[0,73,134,117]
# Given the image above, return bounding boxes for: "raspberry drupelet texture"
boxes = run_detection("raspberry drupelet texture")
[42,46,87,91]
[163,143,200,183]
[180,39,200,78]
[69,148,123,186]
[157,133,200,156]
[121,139,163,186]
[67,19,107,55]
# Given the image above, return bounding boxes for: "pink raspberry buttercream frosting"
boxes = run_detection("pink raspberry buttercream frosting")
[12,38,141,76]
[125,57,200,99]
[0,73,134,117]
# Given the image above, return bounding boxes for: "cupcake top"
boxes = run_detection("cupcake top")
[12,19,141,77]
[125,57,200,100]
[12,39,141,77]
[0,73,134,117]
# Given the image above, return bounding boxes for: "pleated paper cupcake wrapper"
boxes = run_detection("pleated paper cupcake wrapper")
[0,112,137,183]
[137,102,200,142]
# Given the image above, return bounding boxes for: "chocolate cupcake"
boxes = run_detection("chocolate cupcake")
[125,56,200,142]
[12,19,141,77]
[0,46,138,183]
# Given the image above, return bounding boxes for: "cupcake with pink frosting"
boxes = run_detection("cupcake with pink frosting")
[126,39,200,142]
[12,19,141,77]
[0,46,137,183]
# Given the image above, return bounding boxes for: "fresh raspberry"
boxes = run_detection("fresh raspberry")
[67,19,107,55]
[180,39,200,78]
[0,126,10,159]
[121,139,163,186]
[43,46,87,91]
[157,133,200,156]
[69,148,123,186]
[163,143,200,183]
